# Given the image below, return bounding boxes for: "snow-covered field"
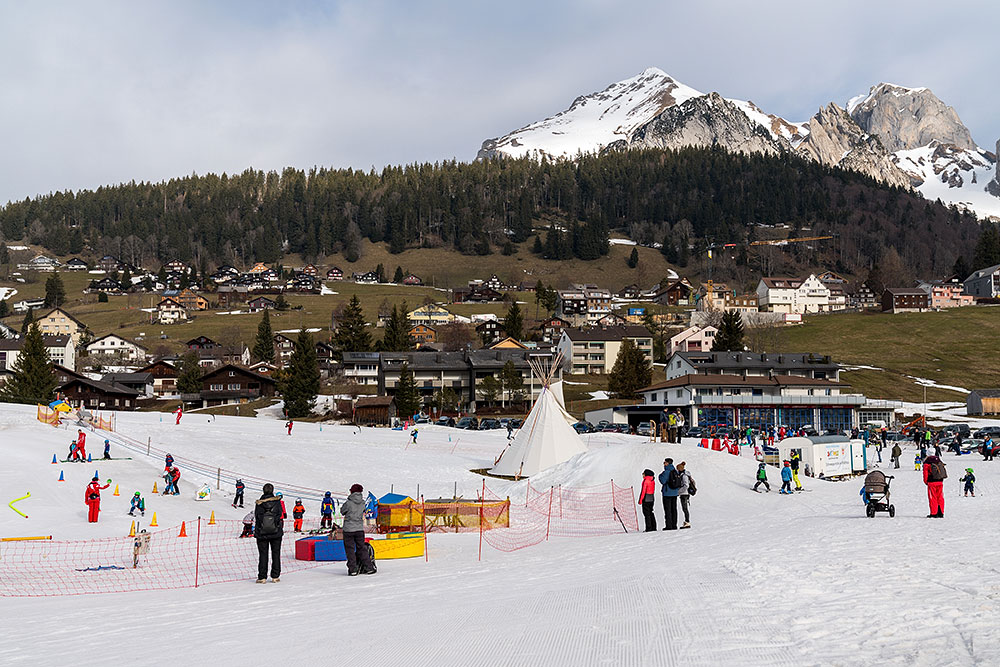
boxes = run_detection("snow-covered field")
[2,403,999,666]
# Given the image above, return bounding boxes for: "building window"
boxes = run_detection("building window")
[228,384,241,390]
[210,384,223,391]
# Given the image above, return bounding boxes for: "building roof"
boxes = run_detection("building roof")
[672,351,838,371]
[356,395,394,408]
[760,277,804,289]
[101,372,154,385]
[562,325,651,342]
[0,334,71,351]
[41,308,88,330]
[639,373,848,393]
[87,333,148,351]
[61,376,141,397]
[966,264,1000,281]
[970,389,1000,398]
[200,364,276,384]
[884,288,929,296]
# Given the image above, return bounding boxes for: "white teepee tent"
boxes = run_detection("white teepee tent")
[490,354,588,478]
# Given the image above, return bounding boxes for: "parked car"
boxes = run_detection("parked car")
[572,421,595,434]
[636,422,654,437]
[941,423,971,437]
[509,418,523,429]
[455,417,479,430]
[414,414,430,424]
[597,420,611,429]
[479,418,501,430]
[684,426,705,439]
[435,416,455,427]
[974,426,1000,439]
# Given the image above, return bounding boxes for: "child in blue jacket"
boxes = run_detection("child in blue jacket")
[321,491,335,529]
[962,468,976,497]
[129,492,145,517]
[779,461,793,494]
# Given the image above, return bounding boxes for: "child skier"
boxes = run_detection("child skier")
[129,491,145,517]
[69,439,81,462]
[915,454,923,471]
[174,406,183,425]
[753,463,770,492]
[962,468,976,497]
[162,469,174,495]
[233,479,245,508]
[410,428,418,445]
[321,491,334,528]
[103,439,111,460]
[240,512,254,537]
[292,499,306,532]
[286,420,293,436]
[780,461,793,494]
[164,453,174,470]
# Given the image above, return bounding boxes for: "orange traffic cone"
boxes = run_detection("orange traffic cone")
[113,484,120,497]
[128,521,135,537]
[178,521,188,538]
[153,481,158,494]
[208,511,216,525]
[149,512,158,527]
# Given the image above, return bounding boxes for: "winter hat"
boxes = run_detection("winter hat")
[324,491,331,497]
[134,491,140,497]
[296,498,302,503]
[643,469,654,477]
[262,482,274,495]
[350,483,363,493]
[966,468,974,473]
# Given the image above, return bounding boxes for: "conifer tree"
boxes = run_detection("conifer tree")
[394,362,421,419]
[120,265,132,288]
[503,301,523,340]
[0,299,9,320]
[176,352,203,394]
[280,328,320,418]
[252,309,275,363]
[20,308,34,335]
[607,338,651,399]
[627,247,639,269]
[333,294,372,353]
[712,311,745,352]
[393,266,404,283]
[44,273,66,308]
[0,322,57,404]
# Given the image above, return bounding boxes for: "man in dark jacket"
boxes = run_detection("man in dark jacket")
[658,458,679,530]
[254,483,284,583]
[891,443,902,469]
[341,483,375,576]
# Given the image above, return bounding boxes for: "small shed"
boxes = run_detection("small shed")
[354,395,396,426]
[967,389,1000,416]
[774,436,866,478]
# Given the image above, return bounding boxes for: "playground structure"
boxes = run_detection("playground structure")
[37,404,114,431]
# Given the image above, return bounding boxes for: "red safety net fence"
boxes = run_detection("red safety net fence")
[479,480,638,556]
[0,518,333,597]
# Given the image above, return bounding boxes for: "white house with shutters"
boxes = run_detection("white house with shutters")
[756,274,834,314]
[86,334,149,362]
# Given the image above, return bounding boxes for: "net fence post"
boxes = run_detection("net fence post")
[217,467,221,490]
[195,516,202,588]
[422,495,428,563]
[147,437,151,456]
[478,479,485,561]
[545,486,554,540]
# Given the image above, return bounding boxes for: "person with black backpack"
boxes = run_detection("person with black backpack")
[658,458,681,530]
[676,461,695,529]
[922,454,947,518]
[254,483,284,583]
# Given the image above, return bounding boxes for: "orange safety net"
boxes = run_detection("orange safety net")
[422,498,510,533]
[36,405,61,426]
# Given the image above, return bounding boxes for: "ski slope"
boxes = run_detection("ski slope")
[2,403,999,666]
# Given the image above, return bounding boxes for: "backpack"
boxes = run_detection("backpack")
[928,460,948,482]
[687,477,697,496]
[668,469,682,489]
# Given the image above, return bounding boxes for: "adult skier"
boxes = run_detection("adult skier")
[76,429,87,461]
[254,483,284,583]
[891,442,902,469]
[790,451,803,491]
[174,406,183,425]
[85,477,110,523]
[637,469,657,532]
[320,491,335,529]
[169,466,181,495]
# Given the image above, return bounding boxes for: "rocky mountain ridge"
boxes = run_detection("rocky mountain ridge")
[479,68,999,219]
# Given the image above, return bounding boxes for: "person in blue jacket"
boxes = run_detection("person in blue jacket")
[779,460,793,494]
[321,491,335,529]
[658,458,680,530]
[233,479,245,508]
[103,439,111,460]
[129,491,145,517]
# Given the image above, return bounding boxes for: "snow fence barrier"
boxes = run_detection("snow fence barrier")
[479,480,638,557]
[0,518,329,597]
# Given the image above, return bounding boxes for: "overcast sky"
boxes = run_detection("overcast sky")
[1,0,996,205]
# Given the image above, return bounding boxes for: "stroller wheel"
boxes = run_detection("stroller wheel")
[866,503,876,518]
[888,505,895,518]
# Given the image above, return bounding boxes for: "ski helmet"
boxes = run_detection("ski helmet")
[134,491,140,497]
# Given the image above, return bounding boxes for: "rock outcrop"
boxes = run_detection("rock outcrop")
[797,103,912,188]
[849,83,977,153]
[989,139,1000,197]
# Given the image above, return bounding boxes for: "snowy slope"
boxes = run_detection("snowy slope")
[894,143,1000,218]
[4,403,1000,666]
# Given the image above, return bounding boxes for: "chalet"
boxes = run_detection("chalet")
[101,372,154,397]
[489,337,528,350]
[247,262,270,275]
[881,288,929,313]
[756,275,839,314]
[854,282,880,310]
[354,396,396,426]
[164,259,189,274]
[97,256,123,273]
[169,288,208,311]
[248,296,277,312]
[315,341,337,370]
[464,287,503,303]
[724,293,759,313]
[60,377,141,411]
[409,324,437,347]
[476,319,503,345]
[539,316,570,343]
[341,351,380,386]
[185,364,276,408]
[248,361,279,376]
[353,271,380,284]
[17,255,61,271]
[185,336,219,350]
[480,274,506,292]
[137,360,179,396]
[595,312,628,327]
[407,303,455,326]
[91,277,124,293]
[38,308,88,345]
[326,267,344,280]
[402,274,423,286]
[273,334,296,366]
[12,299,45,314]
[0,334,76,372]
[65,257,88,271]
[618,284,641,300]
[51,363,87,387]
[918,280,974,309]
[299,264,318,277]
[654,279,694,306]
[217,285,250,307]
[86,334,148,362]
[816,270,848,284]
[156,298,187,324]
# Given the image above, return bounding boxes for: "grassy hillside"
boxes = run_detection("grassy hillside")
[778,308,1000,402]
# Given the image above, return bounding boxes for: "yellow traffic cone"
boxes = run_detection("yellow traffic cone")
[178,521,188,538]
[153,481,158,494]
[113,484,120,497]
[208,511,216,525]
[149,512,158,527]
[128,521,135,537]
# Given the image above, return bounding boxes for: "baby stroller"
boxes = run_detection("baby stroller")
[863,470,895,518]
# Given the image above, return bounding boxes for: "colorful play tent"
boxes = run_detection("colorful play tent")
[375,493,424,533]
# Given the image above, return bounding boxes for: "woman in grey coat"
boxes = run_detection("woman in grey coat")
[341,483,375,576]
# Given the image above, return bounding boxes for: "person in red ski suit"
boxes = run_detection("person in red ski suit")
[85,477,110,523]
[286,420,293,436]
[923,454,947,518]
[174,406,183,425]
[77,430,87,461]
[170,466,181,495]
